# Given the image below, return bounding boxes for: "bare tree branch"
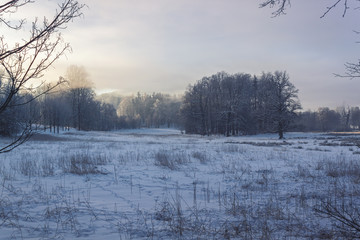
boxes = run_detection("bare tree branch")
[0,122,32,154]
[8,77,67,108]
[0,0,84,113]
[314,201,360,238]
[0,0,84,61]
[260,0,360,78]
[320,0,349,18]
[334,60,360,79]
[259,0,290,17]
[0,1,32,29]
[0,0,84,153]
[259,0,356,17]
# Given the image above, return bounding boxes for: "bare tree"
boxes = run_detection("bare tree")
[181,71,301,137]
[0,0,84,153]
[265,71,301,139]
[260,0,360,78]
[65,65,95,131]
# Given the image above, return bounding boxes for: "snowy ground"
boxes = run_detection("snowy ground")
[0,129,360,239]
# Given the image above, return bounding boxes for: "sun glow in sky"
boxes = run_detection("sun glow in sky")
[5,0,360,110]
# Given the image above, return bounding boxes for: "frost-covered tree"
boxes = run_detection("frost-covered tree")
[65,65,96,131]
[117,92,181,129]
[40,91,72,133]
[0,0,84,153]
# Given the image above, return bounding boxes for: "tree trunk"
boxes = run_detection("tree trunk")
[278,122,284,139]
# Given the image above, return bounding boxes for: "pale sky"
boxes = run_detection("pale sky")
[5,0,360,110]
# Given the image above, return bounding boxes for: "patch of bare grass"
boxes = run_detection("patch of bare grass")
[230,141,292,147]
[29,133,69,142]
[192,151,209,164]
[154,150,190,170]
[59,152,108,175]
[323,158,360,179]
[118,151,142,164]
[221,144,247,153]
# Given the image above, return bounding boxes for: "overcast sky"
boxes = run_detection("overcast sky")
[10,0,360,110]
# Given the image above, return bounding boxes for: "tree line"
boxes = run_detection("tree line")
[1,65,116,134]
[4,66,360,141]
[292,107,360,132]
[115,93,182,129]
[5,66,360,138]
[1,65,183,135]
[181,71,301,139]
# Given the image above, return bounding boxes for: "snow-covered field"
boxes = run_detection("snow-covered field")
[0,129,360,239]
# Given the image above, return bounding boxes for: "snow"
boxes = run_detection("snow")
[0,129,359,239]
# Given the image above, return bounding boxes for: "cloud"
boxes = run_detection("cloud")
[27,0,360,109]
